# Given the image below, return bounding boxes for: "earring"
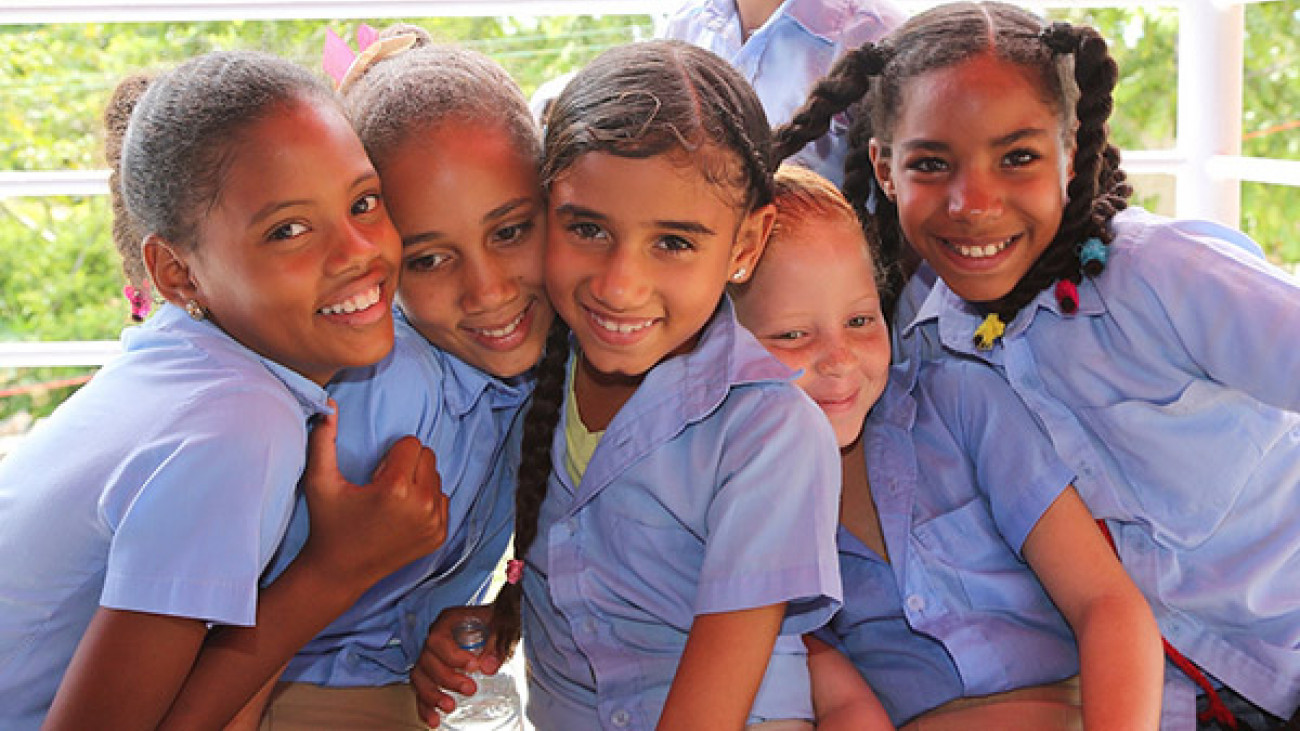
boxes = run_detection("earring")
[184,299,206,321]
[731,267,747,282]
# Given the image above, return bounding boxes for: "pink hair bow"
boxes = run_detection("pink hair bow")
[322,24,416,90]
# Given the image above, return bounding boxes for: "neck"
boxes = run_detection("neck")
[573,354,642,432]
[735,0,784,36]
[839,436,889,561]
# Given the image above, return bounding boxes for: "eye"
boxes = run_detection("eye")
[568,222,606,241]
[1003,149,1042,168]
[405,251,452,273]
[655,235,694,253]
[770,329,808,342]
[352,192,382,216]
[847,314,877,328]
[906,156,948,174]
[268,221,309,241]
[494,220,535,246]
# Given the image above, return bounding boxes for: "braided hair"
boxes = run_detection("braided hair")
[773,2,1132,321]
[490,39,775,657]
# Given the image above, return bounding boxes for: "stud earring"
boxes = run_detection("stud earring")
[731,267,747,282]
[184,299,207,321]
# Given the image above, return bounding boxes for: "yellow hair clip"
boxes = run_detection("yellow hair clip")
[972,313,1005,351]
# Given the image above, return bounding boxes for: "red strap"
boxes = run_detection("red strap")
[1095,519,1239,729]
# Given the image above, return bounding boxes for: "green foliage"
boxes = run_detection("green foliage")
[0,6,1296,419]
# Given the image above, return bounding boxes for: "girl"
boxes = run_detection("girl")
[252,25,555,727]
[0,51,448,730]
[422,39,844,730]
[731,164,1162,730]
[775,2,1300,727]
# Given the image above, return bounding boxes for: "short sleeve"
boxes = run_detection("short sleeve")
[101,394,307,626]
[696,385,843,634]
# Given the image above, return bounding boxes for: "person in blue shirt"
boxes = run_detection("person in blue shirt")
[662,0,905,186]
[0,51,449,730]
[238,25,556,729]
[774,2,1300,727]
[413,40,844,730]
[732,164,1162,730]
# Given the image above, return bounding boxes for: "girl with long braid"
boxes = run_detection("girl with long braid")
[416,39,843,730]
[775,3,1300,728]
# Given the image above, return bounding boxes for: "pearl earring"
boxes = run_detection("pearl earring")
[184,300,207,321]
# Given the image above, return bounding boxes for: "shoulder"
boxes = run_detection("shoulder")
[662,0,726,39]
[788,0,906,46]
[1107,207,1265,273]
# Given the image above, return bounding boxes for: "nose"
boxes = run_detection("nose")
[461,254,518,314]
[327,217,387,276]
[948,169,1003,221]
[815,334,858,377]
[589,247,650,311]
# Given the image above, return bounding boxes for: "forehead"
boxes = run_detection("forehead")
[893,54,1064,140]
[551,150,742,223]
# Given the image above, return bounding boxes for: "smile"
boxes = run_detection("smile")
[943,235,1017,259]
[318,285,382,315]
[468,301,532,339]
[588,309,657,335]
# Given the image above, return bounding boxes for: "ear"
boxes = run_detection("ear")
[868,138,895,201]
[728,202,775,284]
[143,234,201,308]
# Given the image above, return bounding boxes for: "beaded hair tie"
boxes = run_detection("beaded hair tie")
[972,313,1006,351]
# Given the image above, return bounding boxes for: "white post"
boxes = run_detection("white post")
[1175,0,1244,226]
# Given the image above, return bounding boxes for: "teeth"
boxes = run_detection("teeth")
[591,311,654,334]
[319,285,380,315]
[472,306,529,339]
[953,238,1011,259]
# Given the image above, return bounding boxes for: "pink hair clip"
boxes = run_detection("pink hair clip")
[123,284,152,322]
[322,24,416,90]
[505,559,524,585]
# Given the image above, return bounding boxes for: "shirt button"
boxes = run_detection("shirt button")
[611,709,631,727]
[583,618,598,634]
[905,594,926,612]
[566,518,579,533]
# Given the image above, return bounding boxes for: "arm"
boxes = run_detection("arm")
[157,407,450,729]
[1022,486,1162,731]
[656,603,785,731]
[411,605,501,726]
[804,634,894,731]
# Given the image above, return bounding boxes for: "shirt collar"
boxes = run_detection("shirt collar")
[902,276,1108,360]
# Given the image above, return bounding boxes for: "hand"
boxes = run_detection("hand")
[298,402,449,590]
[411,605,501,725]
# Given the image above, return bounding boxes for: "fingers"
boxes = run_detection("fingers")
[369,435,424,487]
[303,400,341,492]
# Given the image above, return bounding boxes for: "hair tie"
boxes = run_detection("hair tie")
[1040,22,1080,55]
[1054,279,1079,314]
[1077,237,1108,277]
[322,25,418,91]
[972,313,1006,351]
[852,43,891,77]
[505,559,524,585]
[123,284,152,322]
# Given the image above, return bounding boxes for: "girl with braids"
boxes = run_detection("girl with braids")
[0,51,451,729]
[417,39,844,731]
[249,24,554,727]
[775,2,1300,728]
[732,164,1161,730]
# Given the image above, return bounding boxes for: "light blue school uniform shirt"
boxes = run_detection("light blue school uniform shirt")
[824,358,1078,725]
[0,304,330,730]
[899,206,1300,725]
[521,299,843,731]
[264,313,531,686]
[662,0,905,186]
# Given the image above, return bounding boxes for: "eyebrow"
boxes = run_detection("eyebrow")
[553,203,716,236]
[248,171,378,227]
[403,196,539,248]
[899,127,1051,153]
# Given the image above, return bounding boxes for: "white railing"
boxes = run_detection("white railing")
[1,0,1296,368]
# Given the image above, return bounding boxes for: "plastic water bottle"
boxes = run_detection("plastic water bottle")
[441,617,523,731]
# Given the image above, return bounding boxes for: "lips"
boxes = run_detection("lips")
[941,234,1020,260]
[462,299,538,351]
[317,284,381,315]
[583,306,658,345]
[815,388,861,413]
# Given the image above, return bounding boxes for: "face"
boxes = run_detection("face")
[546,150,769,381]
[381,123,552,378]
[178,97,400,385]
[872,53,1075,304]
[734,217,890,448]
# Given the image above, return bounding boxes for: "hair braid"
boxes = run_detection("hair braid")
[773,43,886,164]
[490,319,570,658]
[990,21,1126,320]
